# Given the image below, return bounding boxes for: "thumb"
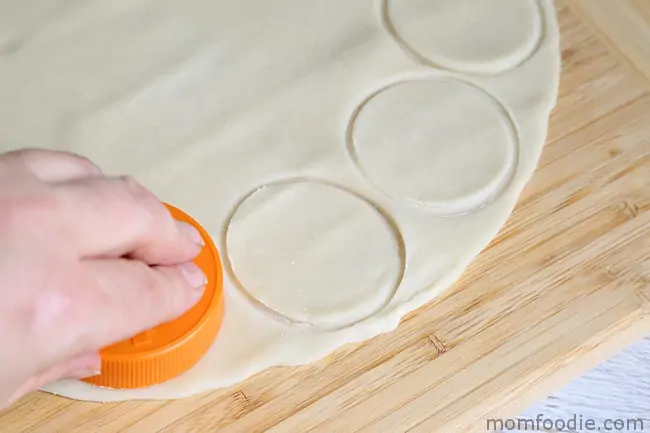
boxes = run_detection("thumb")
[8,352,101,405]
[71,259,206,355]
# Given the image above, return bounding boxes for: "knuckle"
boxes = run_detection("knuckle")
[150,267,186,319]
[0,190,57,234]
[135,263,176,312]
[71,154,102,174]
[115,262,162,325]
[141,263,163,293]
[118,176,165,222]
[119,176,150,200]
[23,265,87,337]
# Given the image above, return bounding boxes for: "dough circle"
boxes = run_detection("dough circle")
[348,77,518,214]
[225,179,405,329]
[384,0,543,74]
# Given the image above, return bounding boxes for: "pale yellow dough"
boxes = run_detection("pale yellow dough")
[0,0,560,401]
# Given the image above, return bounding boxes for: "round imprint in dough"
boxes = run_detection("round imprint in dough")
[384,0,543,74]
[225,179,405,330]
[348,78,518,215]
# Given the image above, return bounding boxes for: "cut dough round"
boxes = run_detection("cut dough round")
[385,0,542,73]
[349,78,518,215]
[225,180,404,329]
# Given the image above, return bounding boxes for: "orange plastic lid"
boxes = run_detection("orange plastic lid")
[82,203,224,389]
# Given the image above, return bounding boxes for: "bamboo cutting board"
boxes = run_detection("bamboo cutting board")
[1,1,649,431]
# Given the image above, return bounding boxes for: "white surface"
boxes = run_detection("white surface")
[510,337,650,432]
[0,0,560,402]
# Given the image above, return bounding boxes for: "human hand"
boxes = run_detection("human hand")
[0,149,206,408]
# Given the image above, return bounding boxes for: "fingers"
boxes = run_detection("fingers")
[71,258,206,354]
[56,352,102,379]
[3,148,102,182]
[7,353,101,406]
[2,149,202,265]
[54,175,203,264]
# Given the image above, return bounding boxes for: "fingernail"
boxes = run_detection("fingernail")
[178,262,207,289]
[176,221,205,246]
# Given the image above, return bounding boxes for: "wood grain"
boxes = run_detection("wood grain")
[1,1,649,431]
[568,0,650,88]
